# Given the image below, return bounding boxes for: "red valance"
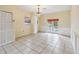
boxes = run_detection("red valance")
[48,19,59,22]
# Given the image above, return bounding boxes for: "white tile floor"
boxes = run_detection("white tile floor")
[0,33,74,54]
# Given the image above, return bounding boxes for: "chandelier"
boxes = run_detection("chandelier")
[37,5,40,15]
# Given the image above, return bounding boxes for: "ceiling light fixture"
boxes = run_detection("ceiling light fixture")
[37,5,41,16]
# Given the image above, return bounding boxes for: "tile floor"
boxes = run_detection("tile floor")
[0,33,74,54]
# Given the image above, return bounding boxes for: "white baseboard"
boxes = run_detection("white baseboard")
[0,40,15,47]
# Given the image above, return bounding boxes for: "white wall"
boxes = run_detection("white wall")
[71,6,79,53]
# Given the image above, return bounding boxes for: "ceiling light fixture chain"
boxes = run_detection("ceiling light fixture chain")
[37,5,40,15]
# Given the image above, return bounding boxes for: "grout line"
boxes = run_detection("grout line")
[0,33,72,54]
[19,40,40,54]
[19,39,39,52]
[39,46,47,54]
[22,42,40,54]
[50,40,60,53]
[12,41,39,54]
[2,46,7,54]
[11,43,24,54]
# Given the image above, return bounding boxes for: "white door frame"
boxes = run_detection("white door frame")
[33,15,38,34]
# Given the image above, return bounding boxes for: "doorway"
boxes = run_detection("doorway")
[0,11,15,46]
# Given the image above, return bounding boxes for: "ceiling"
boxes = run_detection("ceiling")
[18,5,72,14]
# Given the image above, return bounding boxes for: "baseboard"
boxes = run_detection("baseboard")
[16,33,33,41]
[0,40,15,47]
[39,31,70,38]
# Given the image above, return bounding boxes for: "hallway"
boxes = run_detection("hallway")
[0,33,74,54]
